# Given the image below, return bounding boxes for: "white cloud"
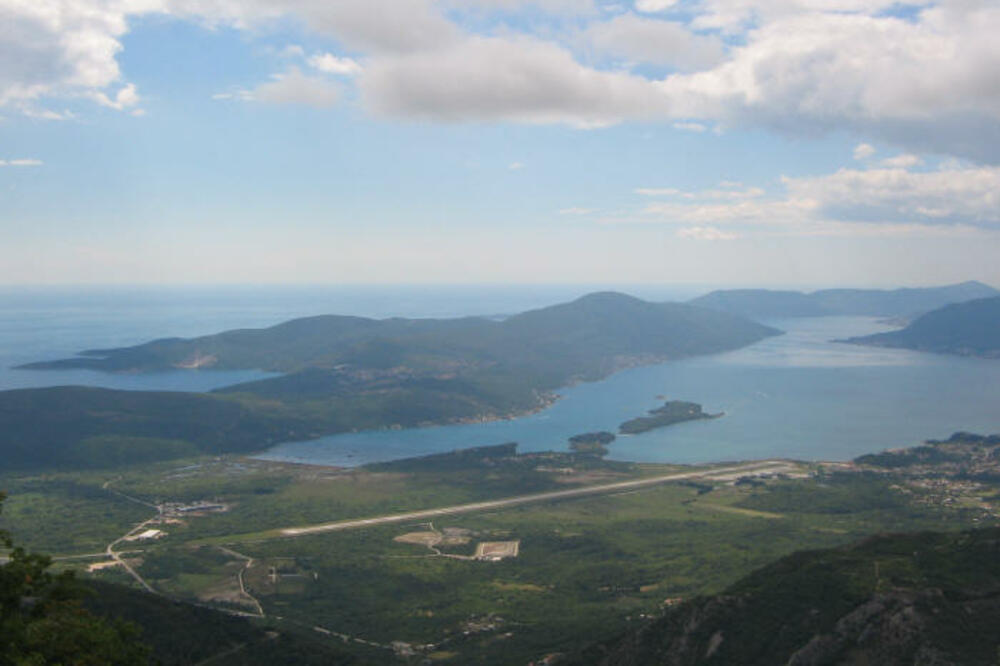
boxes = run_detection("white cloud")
[251,68,341,108]
[350,2,1000,160]
[508,161,525,170]
[308,53,362,76]
[4,0,1000,162]
[677,226,738,240]
[91,83,141,111]
[629,163,1000,234]
[640,197,817,225]
[785,164,1000,226]
[0,158,43,167]
[559,207,594,214]
[21,107,73,121]
[443,0,597,11]
[685,0,913,35]
[879,153,923,169]
[582,14,726,71]
[183,0,461,54]
[661,5,1000,161]
[360,35,667,127]
[853,143,875,160]
[636,182,765,200]
[0,0,456,116]
[634,0,679,12]
[635,187,681,196]
[0,0,148,112]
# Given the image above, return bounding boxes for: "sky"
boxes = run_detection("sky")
[1,0,999,287]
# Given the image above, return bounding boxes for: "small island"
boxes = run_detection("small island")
[568,431,617,456]
[619,400,722,435]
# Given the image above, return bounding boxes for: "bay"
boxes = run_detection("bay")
[2,286,996,466]
[259,316,1000,466]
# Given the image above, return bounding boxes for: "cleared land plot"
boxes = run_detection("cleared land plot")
[475,541,519,560]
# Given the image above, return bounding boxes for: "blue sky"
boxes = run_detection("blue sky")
[1,0,998,286]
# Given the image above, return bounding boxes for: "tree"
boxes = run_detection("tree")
[0,492,150,665]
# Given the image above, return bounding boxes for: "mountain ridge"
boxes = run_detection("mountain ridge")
[688,281,998,319]
[21,291,778,376]
[843,295,1000,358]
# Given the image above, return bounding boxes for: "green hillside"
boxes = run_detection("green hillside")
[577,527,1000,665]
[84,581,360,665]
[844,296,1000,358]
[3,293,778,470]
[22,292,778,379]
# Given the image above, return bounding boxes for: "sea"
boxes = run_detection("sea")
[2,285,998,467]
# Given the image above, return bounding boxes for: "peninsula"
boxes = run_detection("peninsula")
[843,295,1000,358]
[4,293,777,469]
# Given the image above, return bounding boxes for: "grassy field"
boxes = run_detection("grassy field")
[225,473,966,663]
[0,448,994,665]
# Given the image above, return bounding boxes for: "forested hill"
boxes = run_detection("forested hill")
[85,581,360,665]
[688,281,997,319]
[3,293,778,470]
[576,527,1000,666]
[843,296,1000,358]
[21,292,779,377]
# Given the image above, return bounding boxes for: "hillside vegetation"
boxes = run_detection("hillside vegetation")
[22,292,778,378]
[3,293,778,469]
[85,582,360,665]
[844,296,1000,358]
[578,527,1000,665]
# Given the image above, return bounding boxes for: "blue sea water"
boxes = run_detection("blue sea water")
[1,285,998,465]
[260,316,1000,466]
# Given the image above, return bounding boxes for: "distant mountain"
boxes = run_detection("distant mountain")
[689,281,998,319]
[22,292,779,378]
[5,293,779,469]
[687,289,827,318]
[843,296,1000,358]
[576,527,1000,666]
[19,292,779,404]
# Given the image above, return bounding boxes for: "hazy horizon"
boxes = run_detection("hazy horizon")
[1,279,996,290]
[2,1,998,286]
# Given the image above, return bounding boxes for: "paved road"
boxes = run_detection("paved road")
[280,460,796,537]
[106,517,159,594]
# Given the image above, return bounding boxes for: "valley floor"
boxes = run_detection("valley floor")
[2,441,998,664]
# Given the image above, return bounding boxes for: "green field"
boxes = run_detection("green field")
[3,441,994,665]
